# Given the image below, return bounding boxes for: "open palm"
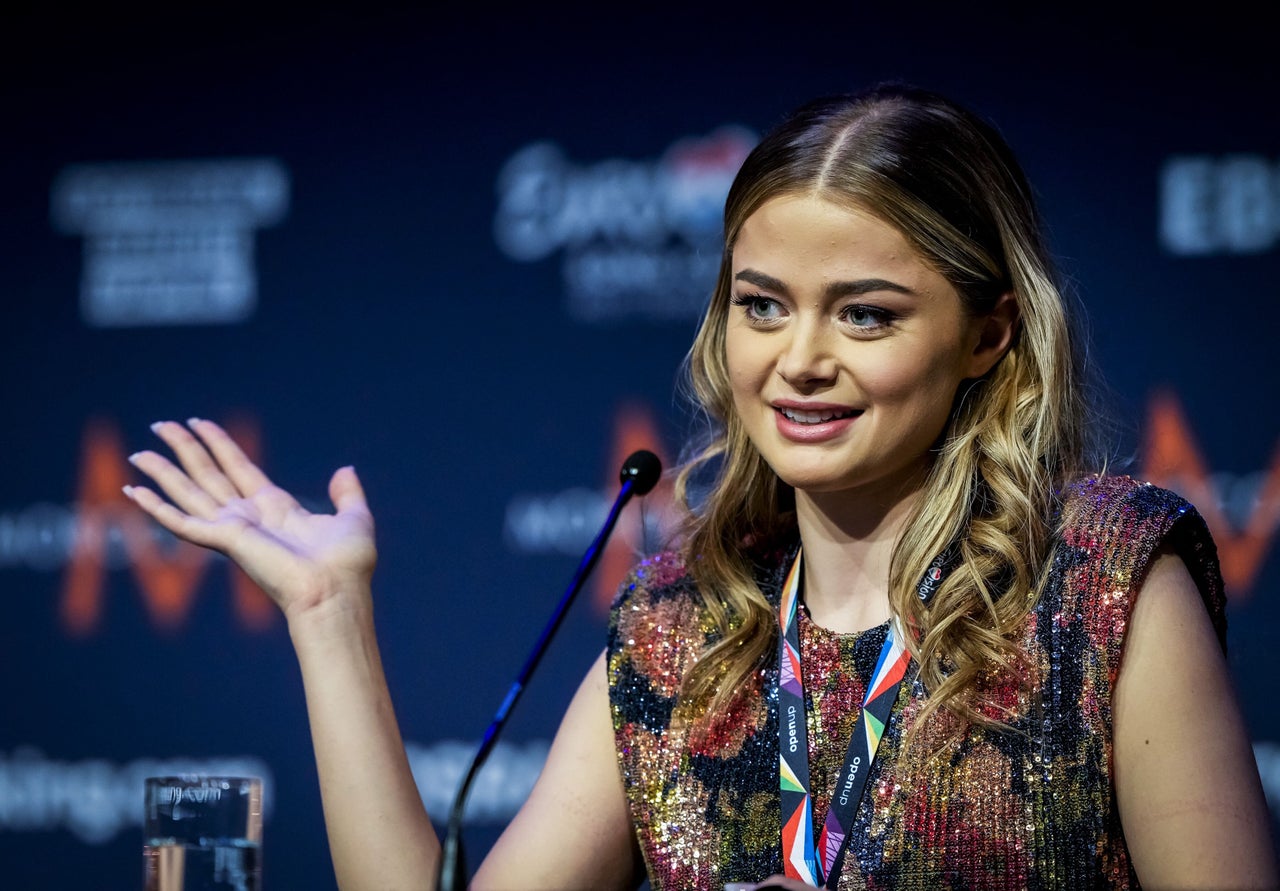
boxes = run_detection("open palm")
[125,418,377,620]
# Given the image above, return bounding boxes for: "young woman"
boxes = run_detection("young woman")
[125,84,1278,889]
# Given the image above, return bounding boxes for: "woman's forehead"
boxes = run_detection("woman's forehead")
[732,195,929,278]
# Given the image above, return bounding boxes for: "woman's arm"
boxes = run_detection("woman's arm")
[128,419,643,890]
[1114,546,1279,888]
[473,649,645,890]
[288,592,443,888]
[127,419,442,888]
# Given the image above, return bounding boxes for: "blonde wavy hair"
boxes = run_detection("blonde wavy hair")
[673,83,1100,731]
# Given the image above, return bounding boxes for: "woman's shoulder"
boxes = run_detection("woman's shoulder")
[609,536,796,613]
[1051,471,1226,646]
[607,550,705,647]
[605,550,721,703]
[1058,472,1195,518]
[606,541,792,657]
[609,549,696,611]
[1055,472,1215,549]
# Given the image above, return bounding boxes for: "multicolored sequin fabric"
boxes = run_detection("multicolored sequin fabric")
[607,476,1226,890]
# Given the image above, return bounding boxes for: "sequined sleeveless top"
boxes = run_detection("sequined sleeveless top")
[607,476,1226,890]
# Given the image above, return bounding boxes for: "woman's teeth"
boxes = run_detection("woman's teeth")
[778,407,859,424]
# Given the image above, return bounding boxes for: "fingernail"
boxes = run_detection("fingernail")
[150,421,164,433]
[121,485,134,499]
[127,453,142,466]
[187,417,203,427]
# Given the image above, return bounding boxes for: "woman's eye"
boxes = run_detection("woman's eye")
[842,304,895,330]
[731,293,784,321]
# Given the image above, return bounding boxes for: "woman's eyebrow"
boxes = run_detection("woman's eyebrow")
[825,277,915,299]
[734,268,789,293]
[734,268,915,298]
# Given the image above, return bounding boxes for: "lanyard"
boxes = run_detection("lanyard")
[778,547,952,888]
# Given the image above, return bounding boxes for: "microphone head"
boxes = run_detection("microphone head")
[619,449,662,496]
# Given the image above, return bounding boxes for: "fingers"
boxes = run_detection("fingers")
[123,483,240,553]
[329,466,372,522]
[133,418,297,526]
[184,418,275,499]
[149,420,243,504]
[128,448,225,520]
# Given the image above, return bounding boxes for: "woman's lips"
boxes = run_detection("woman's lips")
[772,404,863,442]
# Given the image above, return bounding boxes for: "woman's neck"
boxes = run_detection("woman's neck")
[793,478,924,634]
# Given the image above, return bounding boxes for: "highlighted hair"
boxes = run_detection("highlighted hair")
[673,84,1103,732]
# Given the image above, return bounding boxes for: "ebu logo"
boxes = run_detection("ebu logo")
[1160,155,1280,256]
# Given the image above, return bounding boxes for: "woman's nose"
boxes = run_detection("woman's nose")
[776,323,837,387]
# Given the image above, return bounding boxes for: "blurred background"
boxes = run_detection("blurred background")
[2,4,1277,887]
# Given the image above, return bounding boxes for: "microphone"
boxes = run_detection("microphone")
[436,450,662,890]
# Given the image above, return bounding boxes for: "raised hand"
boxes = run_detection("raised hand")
[124,418,377,622]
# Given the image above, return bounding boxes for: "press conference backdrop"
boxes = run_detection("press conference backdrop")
[2,6,1277,887]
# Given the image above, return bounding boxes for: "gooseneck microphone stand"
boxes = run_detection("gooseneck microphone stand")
[436,450,662,891]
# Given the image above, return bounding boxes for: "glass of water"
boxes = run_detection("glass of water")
[144,775,263,891]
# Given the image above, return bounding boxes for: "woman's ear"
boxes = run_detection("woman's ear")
[966,291,1019,378]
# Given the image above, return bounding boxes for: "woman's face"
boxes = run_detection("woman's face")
[725,193,999,502]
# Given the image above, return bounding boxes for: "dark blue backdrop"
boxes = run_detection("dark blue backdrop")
[3,6,1277,888]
